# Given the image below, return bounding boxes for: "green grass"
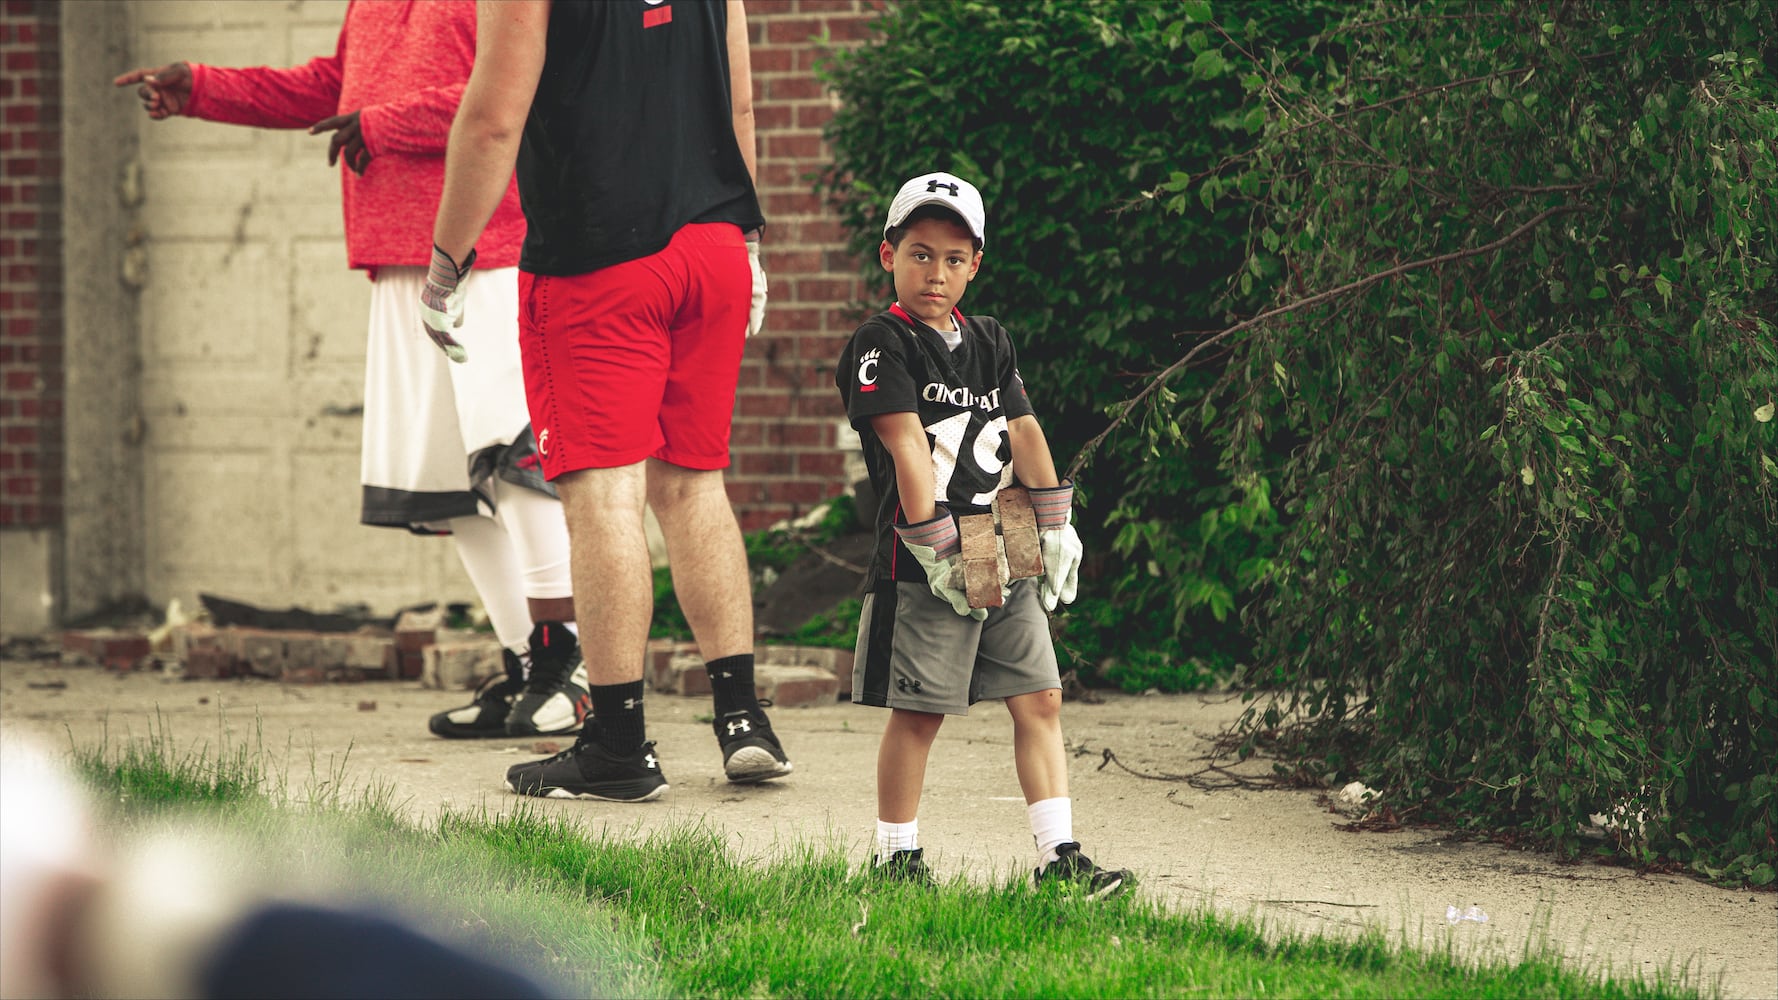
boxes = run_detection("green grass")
[66,732,1700,1000]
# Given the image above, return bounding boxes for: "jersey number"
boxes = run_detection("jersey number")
[926,411,1009,506]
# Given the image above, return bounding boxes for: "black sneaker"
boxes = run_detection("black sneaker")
[1034,842,1131,899]
[506,622,590,737]
[714,704,793,783]
[428,650,525,739]
[871,848,935,886]
[504,732,668,802]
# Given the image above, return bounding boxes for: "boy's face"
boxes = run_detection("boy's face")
[879,216,982,328]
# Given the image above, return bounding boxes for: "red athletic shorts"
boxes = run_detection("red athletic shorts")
[518,223,750,478]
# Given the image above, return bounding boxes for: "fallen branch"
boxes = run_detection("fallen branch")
[1065,203,1587,480]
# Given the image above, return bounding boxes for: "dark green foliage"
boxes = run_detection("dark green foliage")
[1149,0,1776,881]
[650,565,692,641]
[777,598,862,650]
[818,0,1341,688]
[822,0,1775,882]
[655,494,866,644]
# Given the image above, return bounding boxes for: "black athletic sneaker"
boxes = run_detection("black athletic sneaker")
[871,848,935,886]
[714,705,793,783]
[427,650,525,739]
[506,622,591,737]
[1034,842,1131,899]
[504,732,668,802]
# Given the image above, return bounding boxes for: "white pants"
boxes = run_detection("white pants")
[358,265,570,646]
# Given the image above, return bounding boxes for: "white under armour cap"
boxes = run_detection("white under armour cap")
[884,171,986,247]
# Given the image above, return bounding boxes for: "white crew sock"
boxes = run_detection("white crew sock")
[1028,797,1073,865]
[875,818,919,861]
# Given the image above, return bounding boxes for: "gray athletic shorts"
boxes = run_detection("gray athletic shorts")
[852,578,1060,715]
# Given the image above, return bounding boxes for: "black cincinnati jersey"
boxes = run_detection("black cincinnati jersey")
[836,304,1036,585]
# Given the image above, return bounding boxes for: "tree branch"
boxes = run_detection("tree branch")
[1065,203,1588,480]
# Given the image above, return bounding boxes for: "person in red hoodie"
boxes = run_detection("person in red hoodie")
[113,1,591,741]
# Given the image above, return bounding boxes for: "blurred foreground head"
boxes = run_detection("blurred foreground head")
[0,737,556,999]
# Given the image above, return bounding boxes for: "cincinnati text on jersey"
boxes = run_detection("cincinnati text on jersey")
[922,383,1003,411]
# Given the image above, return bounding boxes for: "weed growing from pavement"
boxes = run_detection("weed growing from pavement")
[70,736,1699,1000]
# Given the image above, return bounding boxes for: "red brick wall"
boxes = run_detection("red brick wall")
[732,0,882,531]
[0,0,61,530]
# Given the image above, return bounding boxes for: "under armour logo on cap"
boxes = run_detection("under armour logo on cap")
[885,171,987,246]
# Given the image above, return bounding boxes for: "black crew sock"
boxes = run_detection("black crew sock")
[587,680,648,755]
[704,654,759,716]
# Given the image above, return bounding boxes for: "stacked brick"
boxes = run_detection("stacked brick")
[646,637,852,706]
[59,622,854,707]
[731,0,882,531]
[57,608,493,687]
[0,0,63,529]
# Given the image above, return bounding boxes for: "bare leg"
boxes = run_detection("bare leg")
[1005,688,1068,804]
[528,596,574,623]
[645,458,752,661]
[877,708,945,823]
[554,463,652,686]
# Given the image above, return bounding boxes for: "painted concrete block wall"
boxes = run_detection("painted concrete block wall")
[126,0,476,616]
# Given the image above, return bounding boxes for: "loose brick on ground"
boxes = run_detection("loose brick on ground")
[754,663,840,707]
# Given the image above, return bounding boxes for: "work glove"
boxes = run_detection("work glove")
[894,507,987,621]
[1029,482,1082,611]
[746,238,767,337]
[420,244,475,363]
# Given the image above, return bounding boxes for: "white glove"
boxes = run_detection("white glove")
[1039,523,1082,611]
[1029,482,1082,611]
[746,239,767,337]
[420,244,474,363]
[894,508,987,621]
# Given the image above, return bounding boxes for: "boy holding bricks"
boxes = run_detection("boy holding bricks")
[834,172,1130,897]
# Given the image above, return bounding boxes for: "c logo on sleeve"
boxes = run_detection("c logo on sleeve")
[857,348,881,393]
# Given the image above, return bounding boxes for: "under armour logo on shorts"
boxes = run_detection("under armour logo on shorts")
[896,677,924,694]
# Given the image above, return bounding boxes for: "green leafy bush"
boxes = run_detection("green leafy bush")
[1142,0,1776,881]
[655,495,866,644]
[819,0,1340,688]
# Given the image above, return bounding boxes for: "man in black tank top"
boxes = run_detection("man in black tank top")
[426,0,790,802]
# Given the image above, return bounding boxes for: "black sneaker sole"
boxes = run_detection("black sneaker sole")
[429,723,516,739]
[723,746,794,783]
[428,712,512,740]
[504,776,669,802]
